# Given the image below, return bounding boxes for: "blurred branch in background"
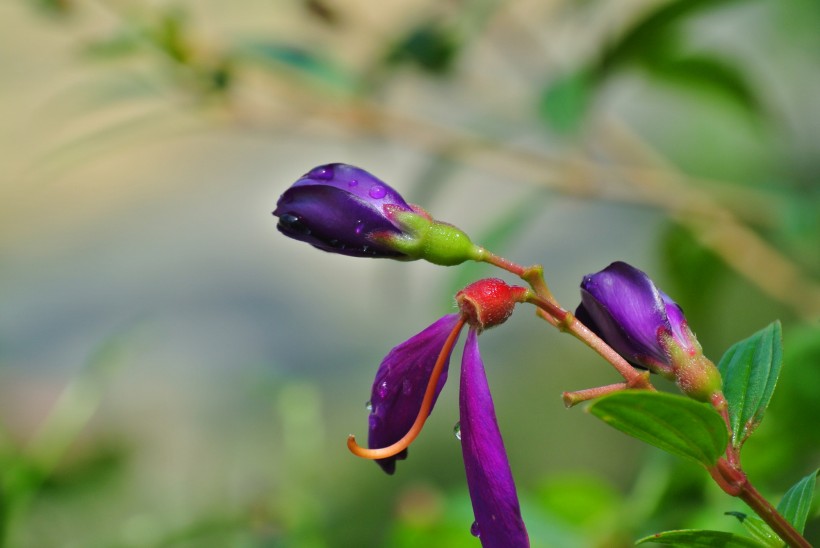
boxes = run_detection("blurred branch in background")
[15,0,820,320]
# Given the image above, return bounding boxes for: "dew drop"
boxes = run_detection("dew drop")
[278,214,311,235]
[377,381,389,398]
[365,400,373,413]
[308,165,334,180]
[355,221,365,235]
[470,521,481,538]
[368,185,386,199]
[348,179,359,187]
[453,421,462,441]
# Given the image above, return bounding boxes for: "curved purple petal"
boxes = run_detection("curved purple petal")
[368,314,461,474]
[291,164,410,209]
[659,290,694,352]
[274,163,413,258]
[579,261,670,366]
[460,330,529,547]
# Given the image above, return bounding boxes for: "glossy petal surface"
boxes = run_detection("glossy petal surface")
[578,261,670,366]
[460,330,529,547]
[274,163,412,258]
[368,314,461,474]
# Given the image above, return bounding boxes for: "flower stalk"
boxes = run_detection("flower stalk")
[709,459,811,548]
[478,250,655,390]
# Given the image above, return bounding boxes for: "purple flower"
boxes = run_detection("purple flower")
[273,163,413,258]
[354,279,530,546]
[576,262,722,401]
[460,330,529,546]
[575,261,694,372]
[274,164,482,265]
[368,314,461,474]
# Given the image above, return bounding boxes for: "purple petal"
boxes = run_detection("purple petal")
[579,261,670,366]
[292,164,410,209]
[460,330,529,547]
[659,290,694,351]
[274,163,413,258]
[368,314,461,474]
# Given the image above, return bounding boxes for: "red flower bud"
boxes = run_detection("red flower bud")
[456,278,529,332]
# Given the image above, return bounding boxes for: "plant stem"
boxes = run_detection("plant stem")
[712,460,811,548]
[478,250,654,390]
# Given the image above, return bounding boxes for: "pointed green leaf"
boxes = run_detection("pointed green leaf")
[776,468,818,534]
[637,529,768,547]
[717,322,783,449]
[587,391,727,467]
[594,0,745,77]
[642,54,761,119]
[725,513,781,547]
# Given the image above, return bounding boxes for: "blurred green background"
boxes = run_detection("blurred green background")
[1,0,818,546]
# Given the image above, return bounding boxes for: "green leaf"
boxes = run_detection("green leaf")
[587,391,727,467]
[717,322,783,449]
[637,529,768,547]
[594,0,743,77]
[385,22,461,74]
[659,222,725,324]
[776,468,818,534]
[642,54,761,119]
[539,70,593,135]
[725,513,782,548]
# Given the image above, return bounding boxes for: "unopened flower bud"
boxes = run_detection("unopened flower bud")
[576,261,722,402]
[274,163,413,258]
[274,163,482,265]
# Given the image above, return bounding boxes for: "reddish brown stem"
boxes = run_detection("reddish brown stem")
[710,459,811,548]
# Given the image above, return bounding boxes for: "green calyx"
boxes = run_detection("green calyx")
[662,331,723,403]
[383,211,482,266]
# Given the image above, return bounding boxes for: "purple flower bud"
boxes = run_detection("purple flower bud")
[273,163,414,258]
[577,262,722,401]
[576,261,696,373]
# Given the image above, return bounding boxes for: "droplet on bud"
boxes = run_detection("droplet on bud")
[365,400,373,413]
[453,421,462,441]
[470,521,481,538]
[369,185,387,199]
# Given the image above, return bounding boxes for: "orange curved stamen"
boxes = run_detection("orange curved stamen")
[347,317,466,460]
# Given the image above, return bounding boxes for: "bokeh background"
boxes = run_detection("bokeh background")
[1,0,818,546]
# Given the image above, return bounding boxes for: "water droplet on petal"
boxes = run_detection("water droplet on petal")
[348,179,359,187]
[377,381,389,398]
[453,422,461,441]
[470,521,481,538]
[278,214,311,235]
[369,185,386,199]
[402,379,413,395]
[308,165,334,180]
[355,221,365,234]
[365,400,373,412]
